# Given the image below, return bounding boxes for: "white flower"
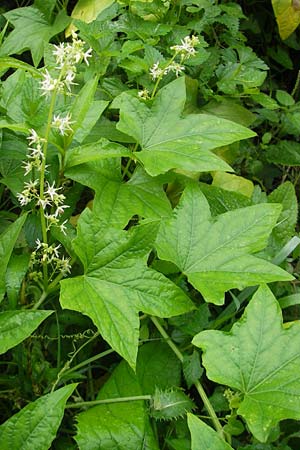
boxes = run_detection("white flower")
[166,62,185,77]
[149,62,165,80]
[37,198,51,210]
[17,192,31,206]
[40,70,64,96]
[59,219,68,235]
[27,129,45,146]
[51,113,73,135]
[45,181,61,201]
[170,35,199,60]
[58,255,71,274]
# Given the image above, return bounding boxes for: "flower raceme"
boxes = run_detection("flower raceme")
[40,31,92,95]
[17,32,92,283]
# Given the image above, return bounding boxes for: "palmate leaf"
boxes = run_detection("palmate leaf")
[193,285,300,442]
[65,159,172,228]
[0,384,76,450]
[155,184,293,304]
[60,209,193,368]
[116,77,256,176]
[0,7,70,66]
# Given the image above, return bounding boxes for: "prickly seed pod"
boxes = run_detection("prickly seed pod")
[149,387,195,421]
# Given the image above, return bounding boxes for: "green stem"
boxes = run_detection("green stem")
[150,53,178,99]
[291,70,300,99]
[32,290,48,310]
[66,395,152,409]
[63,348,115,377]
[150,316,226,441]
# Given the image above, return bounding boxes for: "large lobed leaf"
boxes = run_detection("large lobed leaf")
[116,77,256,176]
[65,159,172,228]
[60,209,193,368]
[0,7,70,66]
[193,285,300,442]
[155,183,293,304]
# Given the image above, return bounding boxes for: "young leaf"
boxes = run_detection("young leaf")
[187,413,233,450]
[155,184,293,304]
[116,77,256,176]
[65,160,172,228]
[60,209,193,368]
[0,214,27,302]
[0,310,53,354]
[193,284,300,442]
[0,7,70,66]
[75,358,159,450]
[0,384,76,450]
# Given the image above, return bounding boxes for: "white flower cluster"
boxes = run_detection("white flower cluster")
[21,129,45,176]
[51,113,73,135]
[148,35,199,82]
[31,240,71,275]
[40,31,92,95]
[17,179,69,234]
[149,61,185,81]
[170,35,200,60]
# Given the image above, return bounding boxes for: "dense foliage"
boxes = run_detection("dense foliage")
[0,0,300,448]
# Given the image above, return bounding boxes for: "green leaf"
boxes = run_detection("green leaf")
[67,78,108,145]
[65,161,172,228]
[0,310,53,354]
[216,47,268,95]
[212,172,254,198]
[155,184,292,304]
[0,56,40,77]
[0,119,28,133]
[73,100,109,144]
[265,140,300,165]
[187,413,233,450]
[183,351,203,389]
[193,284,300,442]
[199,182,251,216]
[6,254,30,309]
[276,89,295,106]
[60,209,193,368]
[116,77,255,176]
[0,214,27,302]
[136,342,181,393]
[268,181,298,249]
[75,359,159,450]
[65,138,132,168]
[0,7,70,66]
[201,98,256,127]
[0,384,76,450]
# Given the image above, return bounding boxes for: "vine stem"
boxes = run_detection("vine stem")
[66,395,152,409]
[150,316,226,441]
